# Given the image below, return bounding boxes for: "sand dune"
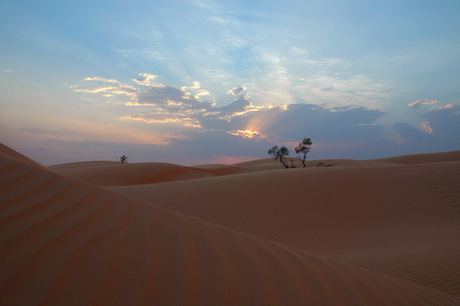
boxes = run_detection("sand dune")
[1,145,460,304]
[50,161,241,186]
[0,143,44,168]
[372,150,460,165]
[106,157,460,297]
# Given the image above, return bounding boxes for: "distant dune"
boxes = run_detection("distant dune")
[50,161,241,186]
[1,144,459,305]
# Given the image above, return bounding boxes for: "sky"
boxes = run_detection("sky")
[1,0,459,165]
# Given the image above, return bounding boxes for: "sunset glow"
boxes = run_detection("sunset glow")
[228,130,265,140]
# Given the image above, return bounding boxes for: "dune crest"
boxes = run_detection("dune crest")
[0,144,44,168]
[1,145,460,304]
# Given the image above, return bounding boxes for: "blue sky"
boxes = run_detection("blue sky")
[1,0,459,165]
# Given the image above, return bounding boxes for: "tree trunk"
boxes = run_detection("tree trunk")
[280,157,289,169]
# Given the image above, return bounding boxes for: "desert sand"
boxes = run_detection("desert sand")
[1,143,459,305]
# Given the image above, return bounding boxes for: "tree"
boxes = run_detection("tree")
[268,145,290,169]
[120,155,128,164]
[295,138,312,167]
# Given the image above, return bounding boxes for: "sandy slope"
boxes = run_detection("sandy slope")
[1,145,460,304]
[106,158,460,297]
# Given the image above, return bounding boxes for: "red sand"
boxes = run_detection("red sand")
[1,145,460,304]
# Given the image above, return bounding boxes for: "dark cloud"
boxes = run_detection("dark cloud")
[236,104,385,142]
[197,96,261,131]
[393,122,425,141]
[137,85,212,110]
[185,103,392,159]
[424,105,460,137]
[218,96,250,115]
[392,104,460,153]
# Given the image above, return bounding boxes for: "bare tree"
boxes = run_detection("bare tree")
[268,145,290,169]
[295,138,312,167]
[120,155,128,164]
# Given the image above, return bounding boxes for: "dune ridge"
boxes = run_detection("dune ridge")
[1,145,460,304]
[0,143,44,169]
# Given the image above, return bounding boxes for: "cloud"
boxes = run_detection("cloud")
[423,104,460,138]
[73,77,138,99]
[73,74,389,158]
[227,85,247,95]
[432,104,454,110]
[136,85,207,107]
[74,74,214,126]
[191,102,389,158]
[163,103,398,161]
[75,75,264,131]
[217,96,263,117]
[71,74,459,165]
[218,96,250,115]
[393,104,460,153]
[133,73,159,87]
[419,121,433,134]
[238,104,385,143]
[393,122,423,143]
[119,112,203,129]
[408,98,438,108]
[84,77,121,84]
